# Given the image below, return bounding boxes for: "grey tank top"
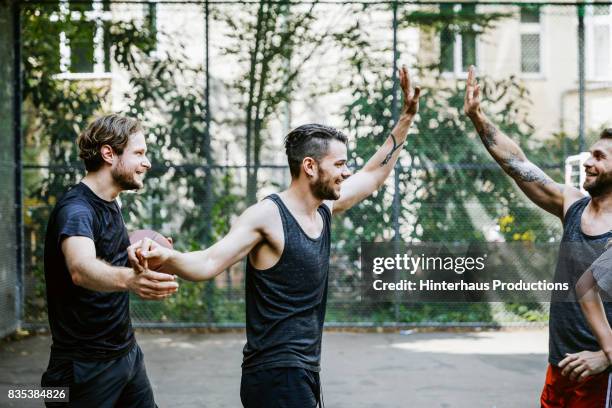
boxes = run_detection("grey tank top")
[549,197,612,365]
[242,194,332,373]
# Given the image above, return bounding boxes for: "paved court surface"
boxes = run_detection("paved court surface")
[0,329,549,407]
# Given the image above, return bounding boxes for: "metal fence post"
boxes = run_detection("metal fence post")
[391,0,401,324]
[13,0,24,332]
[577,4,586,153]
[204,0,215,326]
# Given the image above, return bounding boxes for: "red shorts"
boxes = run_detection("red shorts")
[541,364,612,408]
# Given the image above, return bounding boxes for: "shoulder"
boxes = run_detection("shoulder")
[57,185,94,210]
[319,201,333,220]
[322,200,334,214]
[562,189,588,221]
[238,198,282,230]
[55,197,94,221]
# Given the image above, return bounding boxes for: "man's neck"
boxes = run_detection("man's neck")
[281,182,322,216]
[81,172,121,201]
[587,189,612,217]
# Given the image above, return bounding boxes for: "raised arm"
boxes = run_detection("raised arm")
[331,65,421,214]
[463,66,582,219]
[62,236,178,300]
[136,202,267,281]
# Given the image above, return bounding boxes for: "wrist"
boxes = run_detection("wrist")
[120,268,136,292]
[467,109,485,123]
[164,250,179,271]
[391,120,412,141]
[398,113,415,126]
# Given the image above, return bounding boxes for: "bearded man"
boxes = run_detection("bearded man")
[133,66,421,408]
[41,114,178,407]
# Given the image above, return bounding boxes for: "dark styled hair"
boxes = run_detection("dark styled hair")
[284,123,348,178]
[77,114,142,171]
[600,128,612,140]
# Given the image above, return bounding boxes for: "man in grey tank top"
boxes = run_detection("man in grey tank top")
[131,66,421,407]
[464,66,612,407]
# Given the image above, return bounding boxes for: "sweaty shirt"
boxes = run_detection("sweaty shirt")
[242,194,332,373]
[44,182,135,361]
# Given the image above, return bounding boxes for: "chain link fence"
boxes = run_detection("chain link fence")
[0,2,19,338]
[6,1,612,332]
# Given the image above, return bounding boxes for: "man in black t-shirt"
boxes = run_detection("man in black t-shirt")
[41,114,179,407]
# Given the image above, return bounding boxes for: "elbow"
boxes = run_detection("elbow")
[70,270,83,287]
[68,263,85,287]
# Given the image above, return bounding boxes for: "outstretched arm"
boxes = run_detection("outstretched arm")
[330,65,421,214]
[63,236,178,300]
[463,66,582,219]
[134,203,267,282]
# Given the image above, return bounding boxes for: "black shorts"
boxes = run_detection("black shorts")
[241,367,321,408]
[41,343,156,408]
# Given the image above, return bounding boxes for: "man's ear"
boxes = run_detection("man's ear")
[302,157,317,178]
[100,145,114,165]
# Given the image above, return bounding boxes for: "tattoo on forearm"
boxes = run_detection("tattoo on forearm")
[380,133,405,166]
[505,157,553,187]
[477,121,498,149]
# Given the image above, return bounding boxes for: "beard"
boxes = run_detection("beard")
[584,171,612,197]
[111,159,143,191]
[311,167,340,200]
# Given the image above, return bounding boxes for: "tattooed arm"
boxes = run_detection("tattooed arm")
[330,65,421,214]
[463,67,582,218]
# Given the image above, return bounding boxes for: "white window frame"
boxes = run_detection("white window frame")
[440,4,480,79]
[519,6,545,79]
[53,0,112,79]
[585,4,612,82]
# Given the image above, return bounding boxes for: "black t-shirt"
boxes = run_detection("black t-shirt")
[44,182,135,361]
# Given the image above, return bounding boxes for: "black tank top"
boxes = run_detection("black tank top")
[242,194,332,373]
[549,197,612,365]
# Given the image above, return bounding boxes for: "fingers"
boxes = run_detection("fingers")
[413,86,421,101]
[140,238,151,270]
[140,280,179,292]
[465,65,476,102]
[141,247,163,262]
[399,65,408,101]
[569,364,588,381]
[578,369,592,382]
[558,354,575,368]
[138,289,177,301]
[142,270,177,282]
[467,65,475,86]
[474,83,480,100]
[561,355,582,377]
[403,64,410,95]
[127,240,146,274]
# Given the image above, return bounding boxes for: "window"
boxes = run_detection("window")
[55,0,158,77]
[440,4,477,75]
[57,0,111,76]
[520,6,542,74]
[586,4,612,81]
